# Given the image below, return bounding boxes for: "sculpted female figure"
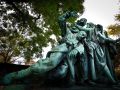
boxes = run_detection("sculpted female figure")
[92,24,117,84]
[95,24,119,83]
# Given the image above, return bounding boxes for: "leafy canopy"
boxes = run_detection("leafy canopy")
[0,0,84,63]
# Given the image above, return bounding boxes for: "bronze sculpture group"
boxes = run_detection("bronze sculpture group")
[2,11,120,86]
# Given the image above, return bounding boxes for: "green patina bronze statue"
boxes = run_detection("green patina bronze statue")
[2,11,120,86]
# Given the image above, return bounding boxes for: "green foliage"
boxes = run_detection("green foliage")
[107,2,120,37]
[107,24,120,36]
[107,1,120,71]
[115,14,120,21]
[31,0,84,35]
[0,0,84,63]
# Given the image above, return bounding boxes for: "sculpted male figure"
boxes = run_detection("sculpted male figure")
[57,11,88,85]
[47,11,79,84]
[75,21,97,84]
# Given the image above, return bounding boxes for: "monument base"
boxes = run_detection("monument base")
[0,84,120,90]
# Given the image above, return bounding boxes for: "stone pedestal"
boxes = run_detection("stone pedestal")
[0,84,120,90]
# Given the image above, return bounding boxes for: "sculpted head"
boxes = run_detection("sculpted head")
[96,24,103,33]
[76,18,87,27]
[87,22,95,28]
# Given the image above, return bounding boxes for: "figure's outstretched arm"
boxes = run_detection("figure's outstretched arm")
[58,11,78,37]
[97,32,116,43]
[75,24,94,32]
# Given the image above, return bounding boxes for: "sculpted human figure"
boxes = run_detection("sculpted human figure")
[72,18,89,84]
[104,30,117,80]
[47,11,79,84]
[92,24,117,83]
[85,23,97,81]
[57,11,88,85]
[65,18,96,85]
[95,24,119,82]
[3,42,69,84]
[75,22,97,82]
